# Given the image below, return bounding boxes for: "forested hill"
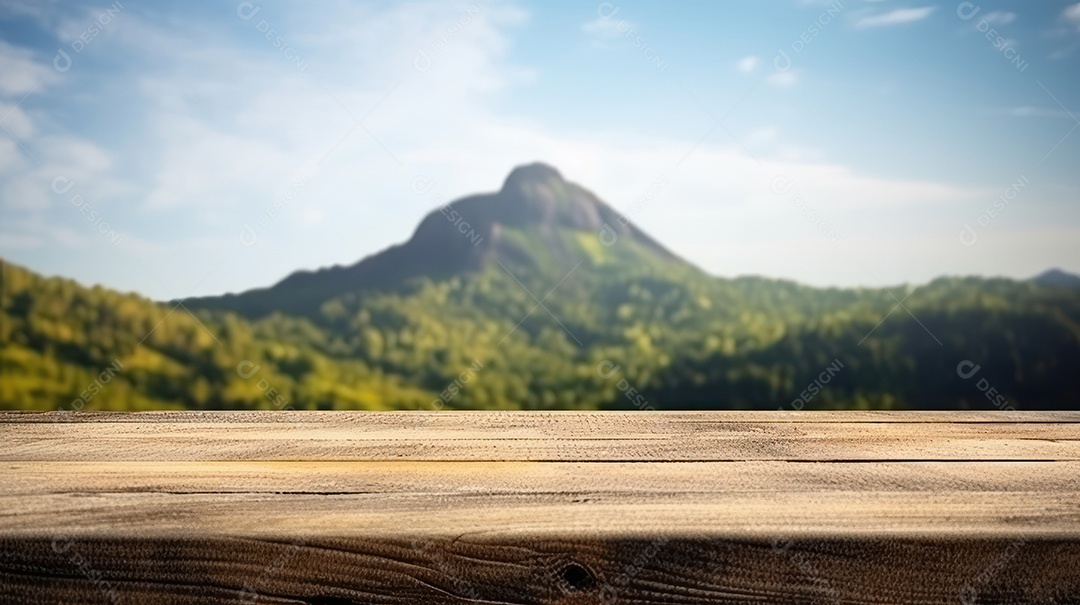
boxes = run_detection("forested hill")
[3,258,1080,411]
[2,163,1080,411]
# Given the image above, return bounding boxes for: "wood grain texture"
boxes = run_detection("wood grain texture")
[1,411,1078,604]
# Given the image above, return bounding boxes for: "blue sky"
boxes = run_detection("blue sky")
[0,0,1078,300]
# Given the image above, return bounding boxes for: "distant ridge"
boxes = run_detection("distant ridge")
[1031,268,1080,289]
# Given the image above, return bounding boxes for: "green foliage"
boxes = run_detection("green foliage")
[0,260,433,411]
[2,257,1079,411]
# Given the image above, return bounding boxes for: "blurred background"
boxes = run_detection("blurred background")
[1,0,1079,411]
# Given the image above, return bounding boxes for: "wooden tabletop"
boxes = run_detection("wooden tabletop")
[2,411,1079,604]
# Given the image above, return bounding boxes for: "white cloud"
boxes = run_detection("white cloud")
[746,125,779,145]
[299,207,325,225]
[40,224,87,248]
[736,55,760,73]
[0,139,20,172]
[0,233,43,250]
[0,37,125,188]
[402,121,982,215]
[0,40,132,234]
[141,115,298,211]
[983,106,1079,120]
[2,177,51,210]
[0,1,50,21]
[981,11,1016,25]
[582,17,624,37]
[767,71,799,88]
[1,216,87,249]
[0,40,57,96]
[854,7,936,29]
[0,102,34,139]
[1065,3,1080,30]
[582,15,634,50]
[36,136,114,174]
[121,1,534,218]
[1048,42,1078,59]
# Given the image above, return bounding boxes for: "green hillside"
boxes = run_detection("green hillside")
[4,258,1080,411]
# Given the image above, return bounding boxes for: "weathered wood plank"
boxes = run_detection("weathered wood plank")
[5,460,1078,497]
[2,412,1078,462]
[3,537,1079,604]
[1,411,1078,603]
[4,410,1077,423]
[2,461,1079,539]
[6,489,1080,541]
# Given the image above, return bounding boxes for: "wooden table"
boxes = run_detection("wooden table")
[1,411,1079,604]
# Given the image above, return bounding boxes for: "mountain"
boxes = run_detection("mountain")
[4,163,1080,411]
[187,163,692,317]
[1032,268,1080,289]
